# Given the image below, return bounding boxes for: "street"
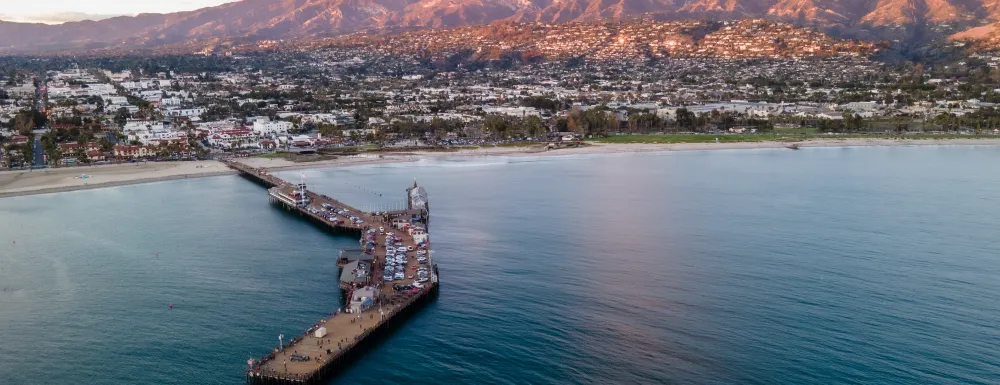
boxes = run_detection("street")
[32,134,45,167]
[30,75,48,168]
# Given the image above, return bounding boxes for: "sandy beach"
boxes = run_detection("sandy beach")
[397,137,1000,158]
[2,138,998,198]
[234,155,414,171]
[0,161,233,199]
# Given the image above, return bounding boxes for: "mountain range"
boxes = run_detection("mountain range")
[0,0,998,54]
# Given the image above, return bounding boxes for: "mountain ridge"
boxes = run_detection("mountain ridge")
[0,0,996,54]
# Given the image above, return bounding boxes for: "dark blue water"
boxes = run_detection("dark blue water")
[2,146,1000,384]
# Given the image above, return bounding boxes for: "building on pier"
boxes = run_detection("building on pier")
[405,180,430,228]
[339,260,372,291]
[348,286,377,313]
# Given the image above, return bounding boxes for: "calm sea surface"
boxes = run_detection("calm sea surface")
[1,146,999,385]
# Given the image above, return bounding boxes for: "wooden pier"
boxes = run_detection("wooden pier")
[222,159,439,385]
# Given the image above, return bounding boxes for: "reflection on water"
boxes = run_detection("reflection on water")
[0,147,999,384]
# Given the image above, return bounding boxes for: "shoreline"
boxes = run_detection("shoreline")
[393,137,1000,158]
[2,138,998,199]
[0,170,235,199]
[0,161,236,199]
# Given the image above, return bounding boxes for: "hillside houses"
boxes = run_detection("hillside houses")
[335,20,876,62]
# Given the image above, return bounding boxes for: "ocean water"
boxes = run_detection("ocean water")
[2,146,1000,385]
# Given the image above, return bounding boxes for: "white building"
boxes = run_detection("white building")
[122,120,165,133]
[138,90,163,100]
[342,128,376,138]
[86,83,116,96]
[103,71,131,82]
[165,108,206,118]
[197,120,240,132]
[47,86,74,98]
[6,84,35,97]
[840,101,879,112]
[252,120,293,137]
[208,128,259,149]
[481,106,541,117]
[104,96,128,106]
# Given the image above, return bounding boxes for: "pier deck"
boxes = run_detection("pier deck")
[256,281,433,379]
[222,159,438,385]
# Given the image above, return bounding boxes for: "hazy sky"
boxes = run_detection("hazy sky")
[0,0,239,24]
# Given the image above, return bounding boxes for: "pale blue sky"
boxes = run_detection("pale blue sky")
[0,0,239,23]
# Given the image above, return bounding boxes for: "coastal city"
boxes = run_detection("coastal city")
[3,1,1000,385]
[2,41,1000,168]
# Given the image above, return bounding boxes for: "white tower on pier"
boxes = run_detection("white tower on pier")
[295,173,309,206]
